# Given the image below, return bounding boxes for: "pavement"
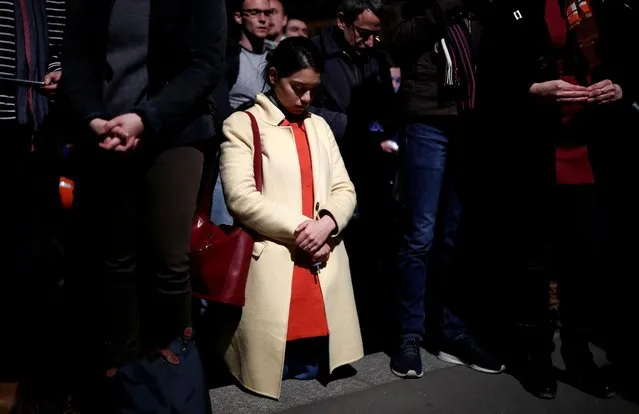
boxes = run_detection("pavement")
[209,341,638,414]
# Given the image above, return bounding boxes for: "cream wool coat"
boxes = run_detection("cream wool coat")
[219,94,364,399]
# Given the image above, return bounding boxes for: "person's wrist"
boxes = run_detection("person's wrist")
[321,215,336,231]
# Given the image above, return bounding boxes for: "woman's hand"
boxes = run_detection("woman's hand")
[311,243,331,264]
[529,80,590,103]
[295,216,337,255]
[587,79,622,104]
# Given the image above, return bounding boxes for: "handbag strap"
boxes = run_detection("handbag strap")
[195,111,263,216]
[244,111,263,192]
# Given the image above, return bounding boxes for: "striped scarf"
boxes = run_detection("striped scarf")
[13,0,49,130]
[440,20,476,112]
[0,0,64,124]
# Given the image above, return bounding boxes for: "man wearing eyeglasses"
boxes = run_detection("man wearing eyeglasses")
[227,0,272,110]
[310,0,397,355]
[209,0,272,228]
[311,0,390,142]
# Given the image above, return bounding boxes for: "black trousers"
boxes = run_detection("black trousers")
[0,124,62,382]
[69,144,204,370]
[553,185,607,334]
[509,184,607,344]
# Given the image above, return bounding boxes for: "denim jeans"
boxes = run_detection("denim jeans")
[211,174,233,226]
[396,122,467,341]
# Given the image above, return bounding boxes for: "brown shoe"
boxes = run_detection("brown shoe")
[0,383,18,414]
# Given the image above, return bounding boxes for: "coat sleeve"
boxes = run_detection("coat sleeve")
[220,112,310,246]
[134,0,227,137]
[316,117,357,236]
[308,106,348,140]
[62,0,109,123]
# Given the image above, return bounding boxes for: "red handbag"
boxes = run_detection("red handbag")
[190,111,262,306]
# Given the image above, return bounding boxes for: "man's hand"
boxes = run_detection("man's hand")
[295,216,337,255]
[529,80,590,103]
[89,118,109,136]
[91,116,141,153]
[102,113,145,152]
[381,140,399,154]
[587,79,622,104]
[104,113,145,139]
[90,118,126,151]
[42,71,62,94]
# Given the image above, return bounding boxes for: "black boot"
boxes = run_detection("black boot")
[561,328,616,399]
[515,323,558,400]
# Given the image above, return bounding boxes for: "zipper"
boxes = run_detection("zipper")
[342,50,362,85]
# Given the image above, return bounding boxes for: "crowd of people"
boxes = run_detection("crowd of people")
[1,0,638,412]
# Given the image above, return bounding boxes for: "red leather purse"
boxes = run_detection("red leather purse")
[190,112,262,306]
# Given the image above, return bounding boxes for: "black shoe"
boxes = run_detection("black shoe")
[437,335,505,374]
[390,336,423,379]
[514,323,557,399]
[516,351,557,400]
[524,360,558,400]
[562,347,616,399]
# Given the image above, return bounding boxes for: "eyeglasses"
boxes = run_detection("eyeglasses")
[242,8,274,17]
[352,24,381,42]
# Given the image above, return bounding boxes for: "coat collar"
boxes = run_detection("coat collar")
[252,94,323,206]
[253,94,286,126]
[253,93,311,126]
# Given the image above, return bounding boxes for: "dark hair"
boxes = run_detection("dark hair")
[264,36,324,84]
[271,0,287,14]
[234,0,287,13]
[338,0,383,24]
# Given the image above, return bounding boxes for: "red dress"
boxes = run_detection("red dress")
[282,119,329,342]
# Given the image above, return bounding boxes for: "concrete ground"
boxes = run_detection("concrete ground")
[209,341,638,413]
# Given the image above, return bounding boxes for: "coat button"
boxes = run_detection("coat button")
[315,202,319,211]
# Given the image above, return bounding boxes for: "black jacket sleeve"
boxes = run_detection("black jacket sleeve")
[134,0,227,137]
[62,0,109,123]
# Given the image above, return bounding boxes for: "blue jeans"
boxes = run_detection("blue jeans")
[211,175,233,226]
[396,122,467,341]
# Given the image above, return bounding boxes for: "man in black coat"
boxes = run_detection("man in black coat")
[310,0,397,352]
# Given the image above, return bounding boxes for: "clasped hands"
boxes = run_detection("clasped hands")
[90,113,145,152]
[530,79,622,104]
[294,215,337,266]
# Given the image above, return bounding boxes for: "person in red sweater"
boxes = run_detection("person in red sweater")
[480,0,631,401]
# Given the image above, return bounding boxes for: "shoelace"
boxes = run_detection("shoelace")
[400,338,421,356]
[465,337,484,355]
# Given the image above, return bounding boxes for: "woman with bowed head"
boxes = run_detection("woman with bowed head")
[219,36,364,399]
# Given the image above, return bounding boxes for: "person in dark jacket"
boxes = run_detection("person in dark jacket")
[380,0,504,379]
[0,0,66,411]
[310,0,397,350]
[477,0,634,400]
[311,0,391,142]
[62,0,226,394]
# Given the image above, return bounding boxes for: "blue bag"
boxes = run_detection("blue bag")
[114,334,210,414]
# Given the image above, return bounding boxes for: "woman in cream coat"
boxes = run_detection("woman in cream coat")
[219,37,363,399]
